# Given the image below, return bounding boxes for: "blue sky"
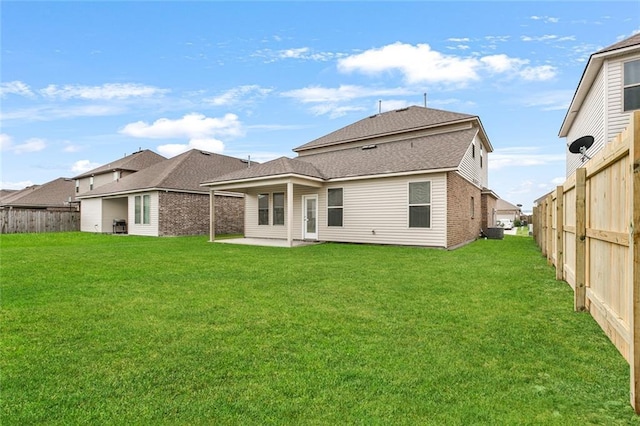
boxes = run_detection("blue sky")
[1,1,639,211]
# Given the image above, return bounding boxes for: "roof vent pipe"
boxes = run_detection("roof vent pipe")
[378,99,382,114]
[424,92,427,108]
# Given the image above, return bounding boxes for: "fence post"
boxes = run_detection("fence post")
[630,111,640,412]
[556,185,564,280]
[575,168,587,311]
[546,194,553,264]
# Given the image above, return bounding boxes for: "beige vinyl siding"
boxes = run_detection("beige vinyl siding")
[320,174,447,247]
[101,197,128,232]
[607,53,640,140]
[80,198,102,232]
[457,135,483,188]
[244,186,290,239]
[127,192,159,236]
[566,68,606,176]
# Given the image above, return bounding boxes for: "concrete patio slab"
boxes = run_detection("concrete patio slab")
[213,238,320,248]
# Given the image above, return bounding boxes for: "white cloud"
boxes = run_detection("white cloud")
[121,113,242,157]
[520,65,557,81]
[338,42,481,85]
[1,104,126,122]
[40,83,169,100]
[63,142,83,153]
[120,113,243,140]
[282,85,411,104]
[308,104,367,119]
[489,147,565,170]
[12,138,46,154]
[207,85,272,106]
[0,180,34,190]
[0,133,13,151]
[530,16,559,24]
[0,81,34,98]
[448,37,470,42]
[522,90,573,111]
[71,160,101,174]
[157,138,225,158]
[337,42,556,84]
[254,47,343,62]
[279,47,310,58]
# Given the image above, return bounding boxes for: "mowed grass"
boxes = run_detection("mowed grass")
[1,233,638,425]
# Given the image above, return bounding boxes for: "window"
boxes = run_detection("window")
[134,195,151,225]
[409,181,431,228]
[75,180,79,193]
[89,176,94,191]
[258,194,269,225]
[624,59,640,112]
[480,145,483,168]
[327,188,343,227]
[472,143,475,158]
[471,196,475,219]
[273,193,285,225]
[113,171,120,181]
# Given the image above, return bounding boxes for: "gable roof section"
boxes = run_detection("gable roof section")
[0,178,76,208]
[72,149,166,179]
[559,33,640,137]
[202,156,325,185]
[204,127,478,185]
[294,106,477,152]
[496,199,521,211]
[78,150,249,198]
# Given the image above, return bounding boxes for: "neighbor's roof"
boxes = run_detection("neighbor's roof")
[72,149,166,179]
[0,178,76,208]
[496,199,521,211]
[203,127,478,185]
[77,149,250,198]
[294,106,478,152]
[559,33,640,137]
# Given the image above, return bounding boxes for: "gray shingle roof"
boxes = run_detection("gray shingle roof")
[596,32,640,54]
[294,106,476,152]
[72,149,166,179]
[0,178,76,208]
[78,150,250,197]
[204,128,478,184]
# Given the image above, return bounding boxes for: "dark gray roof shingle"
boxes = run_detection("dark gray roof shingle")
[79,150,250,197]
[0,178,76,208]
[294,106,476,152]
[596,32,640,54]
[205,128,477,184]
[72,149,166,179]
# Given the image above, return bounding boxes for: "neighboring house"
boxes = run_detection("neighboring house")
[559,33,640,176]
[202,106,495,249]
[0,178,77,210]
[73,149,166,194]
[76,149,249,236]
[495,199,522,224]
[0,178,79,233]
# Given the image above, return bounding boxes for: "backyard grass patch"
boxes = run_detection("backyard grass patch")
[1,233,638,424]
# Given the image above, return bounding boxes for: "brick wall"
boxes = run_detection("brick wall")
[158,192,244,236]
[481,192,498,230]
[446,171,482,249]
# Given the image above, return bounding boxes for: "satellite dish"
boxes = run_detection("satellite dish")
[568,135,594,154]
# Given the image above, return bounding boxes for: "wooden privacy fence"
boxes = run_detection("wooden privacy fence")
[0,208,80,234]
[533,111,640,412]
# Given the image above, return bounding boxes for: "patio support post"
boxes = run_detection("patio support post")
[287,181,293,247]
[214,189,216,243]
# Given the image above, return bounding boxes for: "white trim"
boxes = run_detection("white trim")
[329,167,457,183]
[302,194,318,240]
[407,180,432,229]
[77,187,209,199]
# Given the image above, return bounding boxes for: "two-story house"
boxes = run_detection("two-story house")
[559,33,640,176]
[202,105,496,249]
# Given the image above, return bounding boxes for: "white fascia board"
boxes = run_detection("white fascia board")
[327,167,457,183]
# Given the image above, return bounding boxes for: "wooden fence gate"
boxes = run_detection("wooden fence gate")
[533,111,640,412]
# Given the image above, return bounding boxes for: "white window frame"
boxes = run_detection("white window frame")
[273,192,285,226]
[258,193,269,226]
[134,195,151,225]
[408,181,431,229]
[623,58,640,112]
[327,187,344,227]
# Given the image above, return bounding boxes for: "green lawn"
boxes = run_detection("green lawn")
[1,233,638,425]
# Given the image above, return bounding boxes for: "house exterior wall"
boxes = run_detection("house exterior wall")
[127,191,159,236]
[458,135,487,189]
[76,172,118,194]
[101,197,128,232]
[446,171,481,249]
[80,198,103,232]
[566,51,640,176]
[243,173,448,247]
[566,68,606,176]
[158,192,244,236]
[481,192,497,230]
